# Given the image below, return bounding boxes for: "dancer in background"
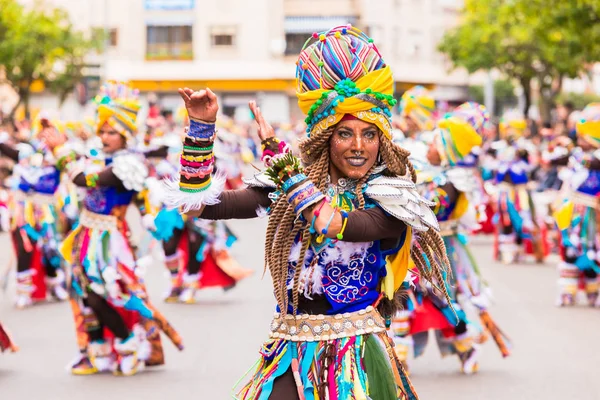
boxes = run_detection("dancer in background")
[0,117,70,308]
[393,103,511,376]
[490,112,546,264]
[57,84,183,376]
[553,103,600,307]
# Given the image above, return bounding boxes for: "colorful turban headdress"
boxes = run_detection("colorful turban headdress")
[399,85,436,132]
[576,103,600,147]
[295,26,397,139]
[433,115,482,167]
[499,110,527,140]
[453,102,491,136]
[94,82,141,141]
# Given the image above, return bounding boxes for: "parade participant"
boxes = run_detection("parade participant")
[167,26,452,400]
[392,104,511,375]
[490,112,545,264]
[57,84,183,376]
[396,85,436,164]
[553,103,600,307]
[0,118,70,308]
[142,124,252,304]
[0,320,18,353]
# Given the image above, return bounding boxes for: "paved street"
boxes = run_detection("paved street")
[1,217,599,400]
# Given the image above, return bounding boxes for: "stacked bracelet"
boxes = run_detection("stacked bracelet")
[85,173,99,188]
[179,118,216,193]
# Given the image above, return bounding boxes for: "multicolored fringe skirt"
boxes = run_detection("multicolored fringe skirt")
[236,306,418,400]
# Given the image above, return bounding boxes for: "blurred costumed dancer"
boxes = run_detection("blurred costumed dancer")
[395,85,436,163]
[167,26,454,400]
[58,85,183,376]
[553,103,600,307]
[0,118,70,308]
[142,124,252,304]
[490,113,546,264]
[393,104,510,375]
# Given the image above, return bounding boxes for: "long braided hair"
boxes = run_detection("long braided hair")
[264,128,453,316]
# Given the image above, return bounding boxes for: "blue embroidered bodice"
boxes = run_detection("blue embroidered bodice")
[83,156,137,215]
[285,193,401,315]
[577,169,600,196]
[18,166,60,195]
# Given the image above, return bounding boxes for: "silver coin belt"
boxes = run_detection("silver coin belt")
[268,305,386,342]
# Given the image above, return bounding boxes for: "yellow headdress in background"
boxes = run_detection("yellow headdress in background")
[399,85,435,132]
[576,103,600,148]
[94,82,141,141]
[434,115,482,166]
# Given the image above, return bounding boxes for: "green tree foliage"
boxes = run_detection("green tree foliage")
[439,0,600,123]
[0,0,103,118]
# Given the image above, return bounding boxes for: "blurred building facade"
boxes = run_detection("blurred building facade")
[19,0,481,122]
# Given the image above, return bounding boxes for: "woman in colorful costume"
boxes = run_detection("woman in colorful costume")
[553,103,600,307]
[167,26,452,400]
[0,119,70,308]
[393,105,511,376]
[58,85,183,376]
[489,113,546,263]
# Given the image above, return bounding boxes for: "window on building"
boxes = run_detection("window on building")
[210,26,236,47]
[407,29,423,59]
[146,25,193,60]
[109,28,118,47]
[285,33,307,56]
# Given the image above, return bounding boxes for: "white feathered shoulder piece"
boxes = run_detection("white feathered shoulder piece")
[445,167,478,194]
[111,152,148,192]
[365,175,439,232]
[243,172,277,189]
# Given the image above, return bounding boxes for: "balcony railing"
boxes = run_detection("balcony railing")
[146,42,193,61]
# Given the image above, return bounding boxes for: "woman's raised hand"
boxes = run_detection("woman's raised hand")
[178,87,219,122]
[249,100,275,141]
[39,127,67,150]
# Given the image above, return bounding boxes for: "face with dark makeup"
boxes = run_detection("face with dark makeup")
[98,122,126,154]
[329,119,380,181]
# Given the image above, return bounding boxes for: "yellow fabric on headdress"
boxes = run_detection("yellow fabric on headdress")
[96,103,138,139]
[577,121,600,143]
[297,67,394,139]
[401,86,435,131]
[499,119,527,139]
[437,116,482,159]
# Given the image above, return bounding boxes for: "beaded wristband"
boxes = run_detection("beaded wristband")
[295,191,325,215]
[188,118,216,139]
[282,173,308,193]
[289,185,319,209]
[287,180,313,204]
[85,173,99,188]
